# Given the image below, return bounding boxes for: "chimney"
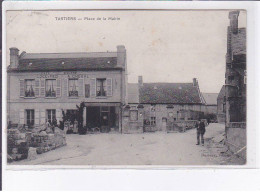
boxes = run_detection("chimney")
[229,11,240,34]
[138,76,143,87]
[117,45,126,68]
[9,47,20,69]
[193,78,197,86]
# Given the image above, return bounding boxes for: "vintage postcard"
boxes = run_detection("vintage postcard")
[4,8,247,167]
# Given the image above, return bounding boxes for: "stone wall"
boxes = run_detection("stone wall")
[217,113,226,124]
[225,122,246,159]
[122,106,144,133]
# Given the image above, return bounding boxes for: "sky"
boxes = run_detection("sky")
[6,10,246,93]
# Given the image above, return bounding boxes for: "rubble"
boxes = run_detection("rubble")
[7,125,66,163]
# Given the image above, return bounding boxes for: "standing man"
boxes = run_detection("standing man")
[196,119,206,146]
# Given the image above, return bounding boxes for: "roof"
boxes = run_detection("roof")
[217,85,226,100]
[202,93,218,105]
[9,52,121,72]
[127,83,139,104]
[139,83,203,104]
[231,28,246,56]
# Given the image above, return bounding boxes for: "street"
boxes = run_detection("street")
[12,123,244,166]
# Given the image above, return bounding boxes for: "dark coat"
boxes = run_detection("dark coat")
[197,121,205,134]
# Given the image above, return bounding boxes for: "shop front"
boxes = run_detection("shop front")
[83,103,121,133]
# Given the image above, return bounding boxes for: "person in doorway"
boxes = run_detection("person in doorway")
[196,119,206,146]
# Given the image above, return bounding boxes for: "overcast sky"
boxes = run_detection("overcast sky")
[6,10,246,93]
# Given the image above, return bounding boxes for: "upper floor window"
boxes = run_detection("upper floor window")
[69,79,79,97]
[45,79,56,97]
[25,79,35,97]
[97,78,107,97]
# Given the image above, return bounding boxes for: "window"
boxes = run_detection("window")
[85,84,90,98]
[45,79,56,97]
[151,117,156,125]
[47,109,56,124]
[25,79,35,97]
[96,78,107,96]
[130,110,138,121]
[69,79,79,97]
[228,76,234,82]
[26,109,34,127]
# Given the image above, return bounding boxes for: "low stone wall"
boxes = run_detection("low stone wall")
[7,127,66,162]
[167,120,197,132]
[226,122,246,159]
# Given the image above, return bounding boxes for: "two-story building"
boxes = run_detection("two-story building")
[7,45,127,133]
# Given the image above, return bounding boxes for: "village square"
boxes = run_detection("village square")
[6,10,246,166]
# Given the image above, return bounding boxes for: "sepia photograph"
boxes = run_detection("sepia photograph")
[5,9,247,166]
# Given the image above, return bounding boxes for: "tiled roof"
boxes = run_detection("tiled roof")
[127,83,139,104]
[139,83,203,104]
[231,28,246,55]
[202,93,218,105]
[10,52,120,71]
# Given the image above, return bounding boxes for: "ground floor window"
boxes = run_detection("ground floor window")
[47,109,56,124]
[26,109,34,127]
[151,117,156,125]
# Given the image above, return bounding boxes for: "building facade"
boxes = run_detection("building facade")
[7,45,127,133]
[122,76,205,133]
[225,11,247,159]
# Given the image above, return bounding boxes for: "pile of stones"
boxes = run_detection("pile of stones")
[7,126,66,163]
[7,128,29,162]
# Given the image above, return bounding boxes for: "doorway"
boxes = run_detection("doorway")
[86,106,118,133]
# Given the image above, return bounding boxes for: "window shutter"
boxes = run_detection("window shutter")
[56,109,62,123]
[19,79,25,97]
[35,79,40,97]
[35,109,40,125]
[63,78,68,97]
[40,110,46,124]
[78,78,84,97]
[19,109,24,124]
[107,78,113,96]
[40,79,45,97]
[56,79,62,97]
[90,78,96,97]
